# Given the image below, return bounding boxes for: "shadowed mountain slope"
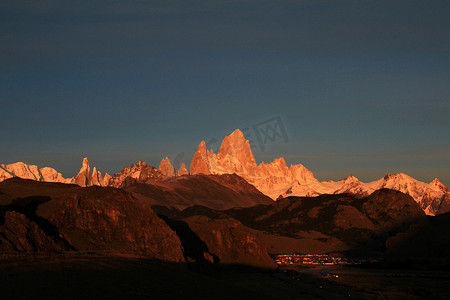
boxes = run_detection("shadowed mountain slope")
[384,212,450,269]
[0,178,277,268]
[124,173,273,210]
[0,178,184,262]
[157,189,426,255]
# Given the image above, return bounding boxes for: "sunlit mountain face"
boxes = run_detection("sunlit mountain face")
[2,129,449,215]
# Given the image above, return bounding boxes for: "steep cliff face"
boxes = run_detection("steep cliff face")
[74,158,91,187]
[108,161,164,188]
[215,129,258,175]
[74,158,110,187]
[102,173,112,187]
[190,141,213,175]
[176,163,189,177]
[189,129,318,199]
[108,159,187,188]
[158,157,175,178]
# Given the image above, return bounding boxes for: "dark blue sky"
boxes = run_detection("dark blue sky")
[1,1,449,186]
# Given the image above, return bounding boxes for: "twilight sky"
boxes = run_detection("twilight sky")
[1,1,449,186]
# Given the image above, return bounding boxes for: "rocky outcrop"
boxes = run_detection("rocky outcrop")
[91,167,100,186]
[158,157,175,178]
[102,173,112,186]
[176,163,189,177]
[190,141,213,175]
[73,158,110,187]
[75,157,92,187]
[108,161,164,188]
[40,167,72,184]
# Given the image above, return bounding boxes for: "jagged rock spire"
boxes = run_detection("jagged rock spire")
[190,141,213,175]
[158,157,175,178]
[176,163,189,176]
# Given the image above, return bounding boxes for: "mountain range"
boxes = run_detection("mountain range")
[1,129,449,215]
[189,130,450,216]
[2,131,450,282]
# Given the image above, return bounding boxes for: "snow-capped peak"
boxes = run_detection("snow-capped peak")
[383,172,415,182]
[0,162,75,184]
[190,129,318,198]
[430,178,449,193]
[340,174,360,183]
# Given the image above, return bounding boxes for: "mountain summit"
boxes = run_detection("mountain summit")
[158,157,175,178]
[190,129,319,198]
[216,129,258,175]
[191,129,258,176]
[190,129,450,215]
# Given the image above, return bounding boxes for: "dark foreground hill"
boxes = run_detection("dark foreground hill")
[384,212,450,269]
[0,178,184,262]
[0,178,276,269]
[157,189,427,256]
